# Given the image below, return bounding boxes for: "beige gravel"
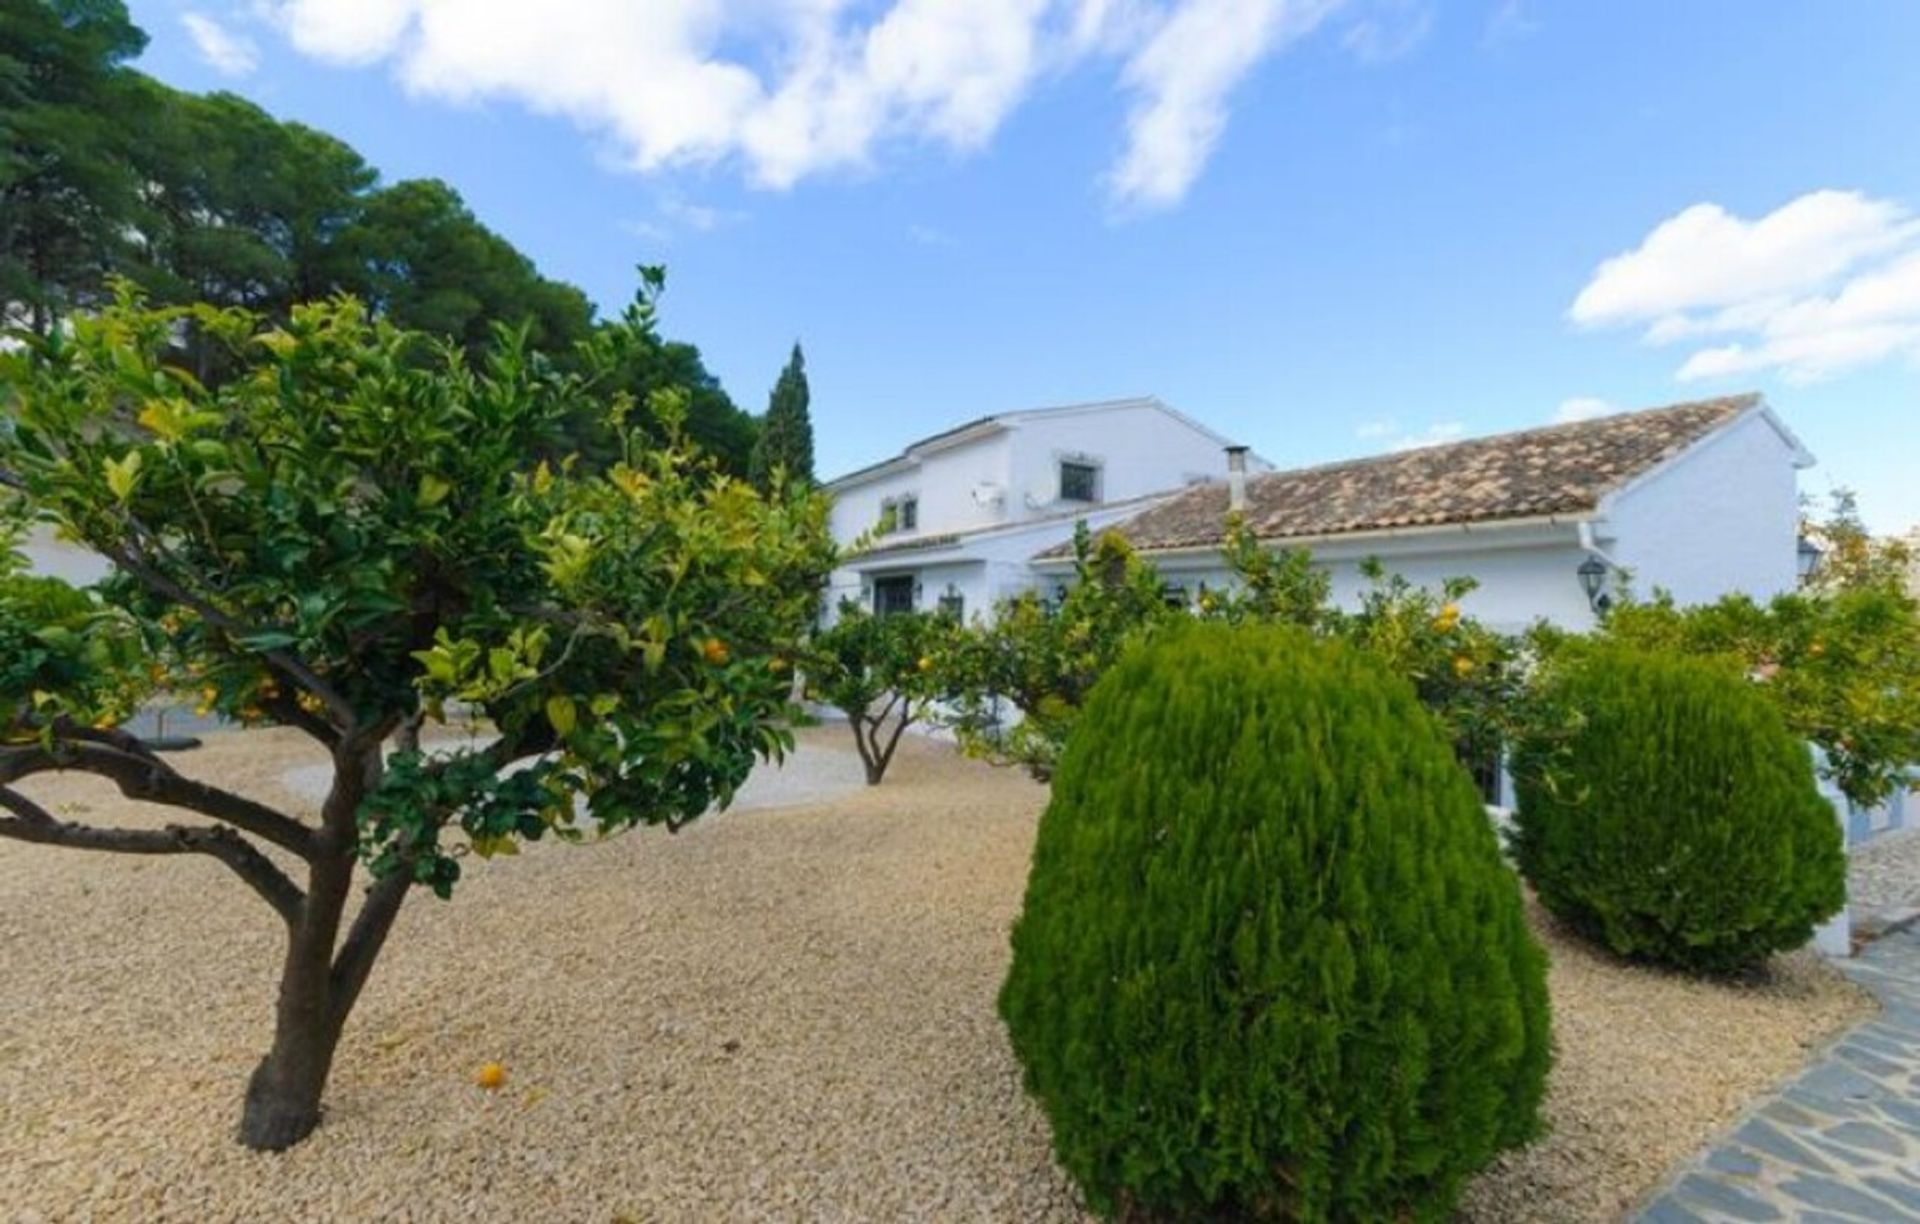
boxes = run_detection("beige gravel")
[0,727,1872,1222]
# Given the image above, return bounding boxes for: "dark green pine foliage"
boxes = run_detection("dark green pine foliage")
[750,342,814,492]
[1001,622,1551,1222]
[1510,646,1845,974]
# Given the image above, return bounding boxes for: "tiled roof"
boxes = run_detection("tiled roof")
[1035,394,1760,559]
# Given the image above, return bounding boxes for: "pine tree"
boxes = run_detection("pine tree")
[751,342,815,492]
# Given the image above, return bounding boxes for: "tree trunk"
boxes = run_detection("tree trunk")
[237,738,407,1151]
[238,982,343,1151]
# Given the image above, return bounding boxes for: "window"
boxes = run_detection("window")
[1059,460,1099,503]
[877,495,918,535]
[1159,584,1189,610]
[937,586,965,621]
[872,575,916,617]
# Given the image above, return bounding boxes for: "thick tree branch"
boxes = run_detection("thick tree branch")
[0,787,304,924]
[95,526,358,732]
[257,690,343,749]
[327,868,410,1029]
[0,739,317,858]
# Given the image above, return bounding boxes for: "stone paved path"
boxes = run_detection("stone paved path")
[1637,925,1920,1222]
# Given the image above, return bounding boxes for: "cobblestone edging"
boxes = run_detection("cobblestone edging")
[1636,926,1920,1222]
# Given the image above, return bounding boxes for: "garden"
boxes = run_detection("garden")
[3,291,1918,1221]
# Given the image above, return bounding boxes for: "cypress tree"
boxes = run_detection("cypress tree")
[750,342,814,492]
[1001,622,1551,1221]
[1511,645,1846,973]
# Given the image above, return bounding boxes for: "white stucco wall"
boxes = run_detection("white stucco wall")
[825,499,1162,624]
[1002,404,1232,519]
[824,399,1255,557]
[826,430,1014,546]
[17,527,111,586]
[1139,529,1599,633]
[1599,411,1803,605]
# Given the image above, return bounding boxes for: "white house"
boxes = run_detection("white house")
[14,526,111,586]
[1029,395,1804,629]
[829,392,1813,631]
[1031,393,1813,631]
[822,397,1269,621]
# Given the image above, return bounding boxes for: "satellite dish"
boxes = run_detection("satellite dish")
[972,481,1005,507]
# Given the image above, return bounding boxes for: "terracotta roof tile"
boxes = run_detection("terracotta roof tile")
[1035,394,1759,559]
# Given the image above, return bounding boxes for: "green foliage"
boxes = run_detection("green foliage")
[1510,645,1846,973]
[939,521,1524,786]
[1,4,758,476]
[0,567,146,732]
[1542,585,1920,809]
[1,284,834,891]
[805,600,954,784]
[750,342,814,492]
[0,0,148,331]
[943,524,1175,780]
[1803,487,1913,595]
[1335,557,1524,789]
[579,267,759,477]
[1002,622,1551,1221]
[1202,516,1332,627]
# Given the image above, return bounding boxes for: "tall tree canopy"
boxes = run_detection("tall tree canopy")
[0,0,148,332]
[751,342,815,491]
[0,0,763,475]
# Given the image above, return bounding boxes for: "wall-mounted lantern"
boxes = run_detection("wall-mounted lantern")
[1577,555,1610,611]
[1796,536,1824,584]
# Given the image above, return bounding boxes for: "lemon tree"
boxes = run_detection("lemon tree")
[805,600,956,784]
[0,285,832,1150]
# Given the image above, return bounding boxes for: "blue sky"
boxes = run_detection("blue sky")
[132,1,1920,531]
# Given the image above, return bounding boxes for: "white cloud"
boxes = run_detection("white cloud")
[1570,189,1920,384]
[1358,419,1464,450]
[623,194,745,244]
[182,12,260,76]
[907,222,957,246]
[1482,0,1538,46]
[1340,0,1432,65]
[1107,0,1343,209]
[1554,397,1611,424]
[268,0,1345,210]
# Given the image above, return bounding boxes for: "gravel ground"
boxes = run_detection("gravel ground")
[1849,823,1920,918]
[0,727,1872,1222]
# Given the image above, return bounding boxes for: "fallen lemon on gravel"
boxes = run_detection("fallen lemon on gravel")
[476,1062,506,1090]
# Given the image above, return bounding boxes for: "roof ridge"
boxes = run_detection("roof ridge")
[1032,392,1769,559]
[1245,393,1760,488]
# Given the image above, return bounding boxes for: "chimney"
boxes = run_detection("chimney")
[1224,445,1249,513]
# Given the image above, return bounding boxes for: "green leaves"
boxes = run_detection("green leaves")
[1002,623,1550,1219]
[101,450,141,502]
[1555,585,1920,809]
[4,286,835,893]
[1510,645,1846,973]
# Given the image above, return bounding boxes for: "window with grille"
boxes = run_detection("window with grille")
[1059,461,1099,503]
[872,575,916,616]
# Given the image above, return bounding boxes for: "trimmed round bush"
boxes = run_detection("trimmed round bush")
[1000,622,1551,1222]
[1511,645,1845,974]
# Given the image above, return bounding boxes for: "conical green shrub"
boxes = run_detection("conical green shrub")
[1000,622,1551,1222]
[1511,645,1845,974]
